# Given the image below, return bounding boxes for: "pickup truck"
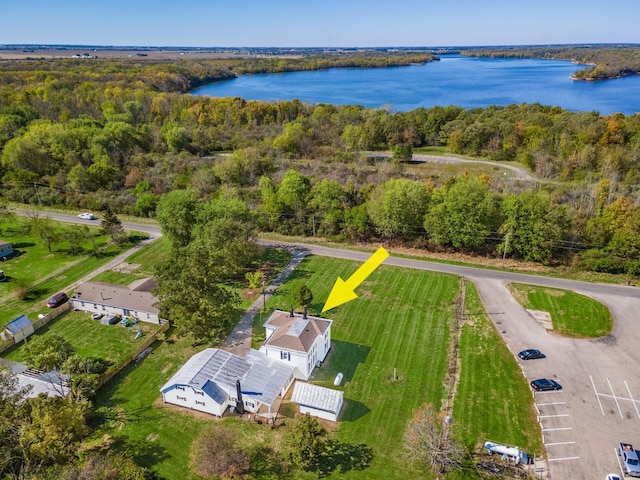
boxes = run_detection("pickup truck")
[618,443,640,477]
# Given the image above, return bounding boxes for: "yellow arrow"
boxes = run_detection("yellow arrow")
[322,247,389,312]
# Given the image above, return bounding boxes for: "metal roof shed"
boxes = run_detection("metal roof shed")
[2,315,34,344]
[291,381,344,422]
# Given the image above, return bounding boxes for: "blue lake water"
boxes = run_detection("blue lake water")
[191,55,640,115]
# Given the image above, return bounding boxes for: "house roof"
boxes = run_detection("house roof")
[161,348,295,408]
[0,240,11,247]
[263,310,331,353]
[128,277,157,292]
[10,363,70,398]
[291,381,344,415]
[5,315,33,335]
[71,281,158,314]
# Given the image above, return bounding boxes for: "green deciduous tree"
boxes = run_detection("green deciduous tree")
[284,414,328,471]
[22,334,75,371]
[30,216,60,253]
[500,190,569,264]
[424,175,500,250]
[366,179,431,238]
[155,189,200,248]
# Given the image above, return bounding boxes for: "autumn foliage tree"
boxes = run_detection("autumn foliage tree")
[403,403,464,479]
[191,425,250,479]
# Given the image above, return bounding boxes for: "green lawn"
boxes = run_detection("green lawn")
[2,310,160,366]
[454,282,543,456]
[0,220,145,328]
[87,254,547,480]
[507,283,613,338]
[261,255,459,479]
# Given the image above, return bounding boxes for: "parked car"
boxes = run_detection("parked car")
[618,443,640,477]
[530,378,562,391]
[518,349,545,360]
[47,292,68,308]
[77,212,96,220]
[606,473,622,480]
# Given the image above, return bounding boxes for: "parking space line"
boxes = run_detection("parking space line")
[536,402,566,406]
[608,377,624,419]
[538,414,569,418]
[625,380,640,419]
[542,427,573,431]
[545,441,576,446]
[590,375,605,416]
[547,456,580,462]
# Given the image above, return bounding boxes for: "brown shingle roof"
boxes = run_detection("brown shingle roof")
[263,310,331,353]
[72,280,159,314]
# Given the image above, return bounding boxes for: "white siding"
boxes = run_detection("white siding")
[162,386,227,416]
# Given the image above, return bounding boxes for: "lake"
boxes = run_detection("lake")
[191,55,640,116]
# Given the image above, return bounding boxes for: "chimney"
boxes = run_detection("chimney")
[235,379,245,415]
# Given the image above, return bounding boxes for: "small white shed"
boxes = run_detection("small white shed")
[2,315,34,344]
[291,381,344,422]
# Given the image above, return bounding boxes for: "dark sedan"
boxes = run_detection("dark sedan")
[518,349,545,360]
[530,378,562,391]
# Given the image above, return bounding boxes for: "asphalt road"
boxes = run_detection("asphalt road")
[39,211,640,479]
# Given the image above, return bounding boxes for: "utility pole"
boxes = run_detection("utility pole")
[502,232,510,267]
[33,182,41,207]
[262,280,266,313]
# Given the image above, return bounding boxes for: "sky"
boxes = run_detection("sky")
[2,0,640,48]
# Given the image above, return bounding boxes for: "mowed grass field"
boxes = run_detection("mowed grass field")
[87,253,543,479]
[507,283,613,338]
[454,282,542,456]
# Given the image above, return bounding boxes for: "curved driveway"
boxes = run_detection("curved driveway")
[42,212,639,479]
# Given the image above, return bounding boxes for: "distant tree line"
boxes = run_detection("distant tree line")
[461,45,640,80]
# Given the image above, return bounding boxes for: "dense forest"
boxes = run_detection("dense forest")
[1,54,640,274]
[461,45,640,80]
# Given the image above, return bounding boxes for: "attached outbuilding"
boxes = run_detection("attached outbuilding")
[1,315,34,344]
[160,348,296,418]
[291,381,344,422]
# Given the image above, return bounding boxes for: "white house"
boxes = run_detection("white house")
[291,381,344,422]
[1,315,34,344]
[70,278,161,324]
[259,309,332,380]
[160,348,296,417]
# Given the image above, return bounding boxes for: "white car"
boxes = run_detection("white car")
[606,474,621,480]
[77,212,96,220]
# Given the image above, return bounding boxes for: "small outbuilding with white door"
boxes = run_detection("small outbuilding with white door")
[291,381,344,422]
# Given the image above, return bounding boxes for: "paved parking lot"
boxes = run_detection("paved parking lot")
[471,278,640,480]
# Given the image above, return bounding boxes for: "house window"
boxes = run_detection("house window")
[195,391,204,396]
[280,351,290,361]
[81,301,85,307]
[245,401,255,408]
[176,386,185,391]
[195,400,205,406]
[93,305,97,310]
[177,395,187,401]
